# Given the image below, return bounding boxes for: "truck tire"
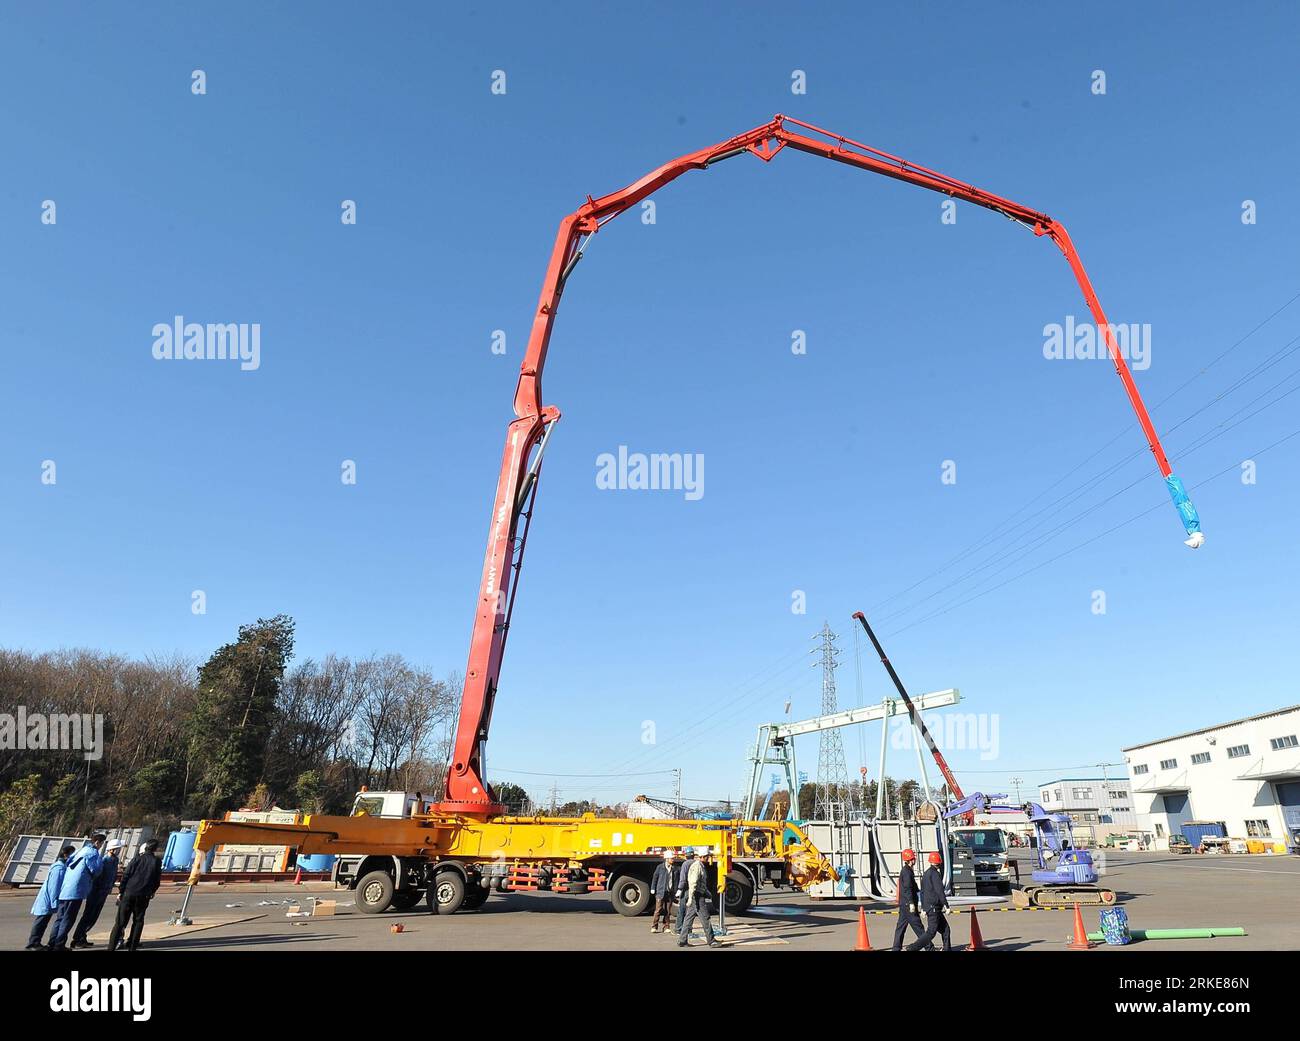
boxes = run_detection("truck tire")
[724,871,755,915]
[355,869,396,914]
[390,890,423,911]
[610,874,652,917]
[428,870,466,915]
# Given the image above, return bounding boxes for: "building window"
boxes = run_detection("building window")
[1160,758,1177,770]
[1270,735,1298,751]
[1227,744,1250,759]
[1245,820,1272,837]
[1084,813,1097,822]
[1071,787,1092,800]
[1133,764,1149,775]
[1154,823,1165,837]
[1112,805,1129,812]
[1191,752,1211,765]
[1108,789,1128,799]
[1041,791,1050,802]
[1054,789,1062,801]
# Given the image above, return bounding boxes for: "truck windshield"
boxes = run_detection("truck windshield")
[955,830,1006,854]
[353,796,386,816]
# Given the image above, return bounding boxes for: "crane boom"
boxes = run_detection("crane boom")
[852,611,967,808]
[440,115,1204,813]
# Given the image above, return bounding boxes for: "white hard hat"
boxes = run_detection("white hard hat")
[107,840,124,851]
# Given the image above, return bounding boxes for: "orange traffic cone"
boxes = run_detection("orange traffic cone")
[852,906,873,951]
[1067,903,1092,950]
[293,866,303,885]
[967,907,986,951]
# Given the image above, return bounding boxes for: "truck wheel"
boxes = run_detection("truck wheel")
[355,870,395,914]
[428,870,466,915]
[610,875,652,917]
[390,890,422,911]
[724,872,755,915]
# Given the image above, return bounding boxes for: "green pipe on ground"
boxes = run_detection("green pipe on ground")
[1085,927,1246,941]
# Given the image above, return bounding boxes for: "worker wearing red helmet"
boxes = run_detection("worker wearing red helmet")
[891,849,928,951]
[906,850,952,951]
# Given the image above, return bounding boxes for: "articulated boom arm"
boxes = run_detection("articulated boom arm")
[443,115,1204,812]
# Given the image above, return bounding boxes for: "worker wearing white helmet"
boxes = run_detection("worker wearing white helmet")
[649,849,678,935]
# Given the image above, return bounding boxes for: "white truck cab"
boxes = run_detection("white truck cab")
[350,789,425,819]
[951,825,1012,893]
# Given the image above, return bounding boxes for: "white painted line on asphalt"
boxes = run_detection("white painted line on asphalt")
[1170,864,1300,876]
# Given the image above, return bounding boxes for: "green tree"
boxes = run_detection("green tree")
[896,779,921,816]
[188,615,295,817]
[0,775,43,860]
[492,781,532,814]
[293,770,326,814]
[125,758,185,820]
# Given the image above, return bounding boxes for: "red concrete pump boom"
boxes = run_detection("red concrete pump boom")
[438,115,1203,814]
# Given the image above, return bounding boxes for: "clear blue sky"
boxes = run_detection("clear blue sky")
[3,2,1297,809]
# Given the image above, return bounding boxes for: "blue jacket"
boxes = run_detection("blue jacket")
[58,844,104,901]
[31,860,68,917]
[88,853,120,901]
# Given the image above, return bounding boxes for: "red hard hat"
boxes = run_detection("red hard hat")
[901,848,916,862]
[928,852,943,866]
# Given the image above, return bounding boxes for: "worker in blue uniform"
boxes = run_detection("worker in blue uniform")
[891,848,929,951]
[47,833,107,951]
[26,845,77,950]
[906,851,952,951]
[70,839,123,948]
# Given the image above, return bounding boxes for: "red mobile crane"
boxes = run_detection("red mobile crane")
[440,114,1205,816]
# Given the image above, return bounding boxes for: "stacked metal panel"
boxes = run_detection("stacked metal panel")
[2,827,155,886]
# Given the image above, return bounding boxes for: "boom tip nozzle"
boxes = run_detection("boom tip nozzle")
[1184,532,1206,549]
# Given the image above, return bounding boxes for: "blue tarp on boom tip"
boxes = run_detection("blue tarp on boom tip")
[1165,474,1202,535]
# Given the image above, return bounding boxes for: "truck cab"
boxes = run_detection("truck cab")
[349,790,425,819]
[950,825,1012,894]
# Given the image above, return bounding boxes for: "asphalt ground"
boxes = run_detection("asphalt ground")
[2,850,1295,952]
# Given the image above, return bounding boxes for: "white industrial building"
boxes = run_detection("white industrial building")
[1033,776,1136,845]
[1122,704,1300,852]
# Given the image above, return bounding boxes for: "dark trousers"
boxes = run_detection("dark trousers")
[651,895,674,930]
[71,893,109,944]
[27,913,55,948]
[108,895,151,951]
[907,908,952,951]
[47,898,83,949]
[679,894,716,945]
[892,908,927,951]
[674,893,687,933]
